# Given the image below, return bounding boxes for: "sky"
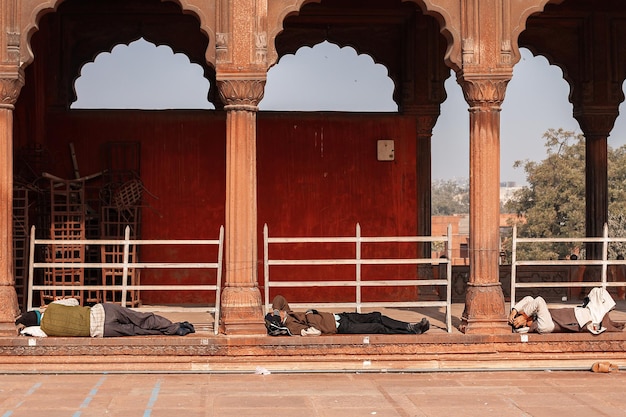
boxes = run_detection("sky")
[72,39,626,185]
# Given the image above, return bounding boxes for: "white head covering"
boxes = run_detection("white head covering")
[574,287,616,334]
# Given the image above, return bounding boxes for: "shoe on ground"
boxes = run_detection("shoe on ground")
[175,325,192,336]
[409,318,430,334]
[181,321,196,333]
[301,326,321,336]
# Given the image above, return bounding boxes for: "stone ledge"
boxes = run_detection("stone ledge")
[1,332,625,373]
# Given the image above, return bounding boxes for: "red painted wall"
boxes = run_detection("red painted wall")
[23,110,421,305]
[257,113,420,303]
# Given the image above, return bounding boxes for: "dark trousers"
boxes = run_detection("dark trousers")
[102,303,180,337]
[336,312,412,334]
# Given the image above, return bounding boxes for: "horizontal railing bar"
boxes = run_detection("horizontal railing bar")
[514,282,624,288]
[31,285,218,291]
[514,260,606,266]
[267,279,447,287]
[265,301,448,310]
[267,236,448,244]
[35,238,220,245]
[267,259,443,266]
[33,262,218,269]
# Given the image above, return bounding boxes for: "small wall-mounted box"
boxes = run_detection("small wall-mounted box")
[377,140,395,161]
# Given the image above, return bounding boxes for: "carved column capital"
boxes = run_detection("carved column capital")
[458,73,511,110]
[216,75,266,111]
[0,71,25,109]
[403,104,441,137]
[573,105,619,138]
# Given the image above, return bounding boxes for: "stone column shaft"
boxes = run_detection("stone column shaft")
[0,74,23,336]
[217,76,266,335]
[459,74,510,334]
[574,107,618,260]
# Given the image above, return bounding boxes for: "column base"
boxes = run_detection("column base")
[219,287,266,335]
[0,286,19,336]
[460,282,510,334]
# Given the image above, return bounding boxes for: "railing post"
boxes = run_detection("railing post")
[121,226,131,308]
[263,223,269,314]
[510,224,517,308]
[602,223,609,288]
[446,224,452,332]
[27,225,36,311]
[215,225,225,334]
[356,223,362,313]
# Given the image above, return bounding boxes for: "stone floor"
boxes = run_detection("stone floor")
[1,370,625,416]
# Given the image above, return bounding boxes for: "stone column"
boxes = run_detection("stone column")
[406,107,440,300]
[217,74,267,335]
[0,73,23,335]
[458,73,510,334]
[574,106,618,260]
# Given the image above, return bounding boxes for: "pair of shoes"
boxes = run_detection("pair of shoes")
[514,326,529,334]
[180,321,196,333]
[409,318,430,334]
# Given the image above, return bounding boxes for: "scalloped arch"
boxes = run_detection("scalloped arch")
[267,0,321,68]
[401,0,461,72]
[20,0,216,70]
[520,45,574,104]
[508,0,568,69]
[268,0,459,71]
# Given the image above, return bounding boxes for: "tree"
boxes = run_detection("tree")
[504,128,626,260]
[431,179,469,215]
[505,129,586,259]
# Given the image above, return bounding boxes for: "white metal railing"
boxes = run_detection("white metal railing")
[263,223,453,332]
[27,225,224,334]
[511,223,626,306]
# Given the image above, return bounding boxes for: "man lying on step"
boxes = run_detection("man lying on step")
[15,298,195,337]
[508,287,624,334]
[265,295,430,336]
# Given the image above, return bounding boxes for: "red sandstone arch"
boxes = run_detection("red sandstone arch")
[268,0,453,70]
[20,0,217,108]
[19,0,217,70]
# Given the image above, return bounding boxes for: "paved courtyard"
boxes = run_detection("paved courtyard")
[1,370,625,417]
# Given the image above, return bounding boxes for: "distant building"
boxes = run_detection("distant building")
[432,211,523,265]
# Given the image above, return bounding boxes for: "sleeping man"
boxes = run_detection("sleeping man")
[15,298,195,337]
[266,295,430,336]
[508,287,624,334]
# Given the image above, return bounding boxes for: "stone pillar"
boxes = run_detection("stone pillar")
[0,73,23,336]
[574,106,618,260]
[217,75,267,335]
[407,107,440,300]
[458,74,510,334]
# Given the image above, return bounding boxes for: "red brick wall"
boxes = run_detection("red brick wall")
[19,110,422,304]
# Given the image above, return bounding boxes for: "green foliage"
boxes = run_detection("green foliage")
[431,179,469,215]
[504,128,626,260]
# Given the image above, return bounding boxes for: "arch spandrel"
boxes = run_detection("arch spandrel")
[266,0,320,68]
[267,0,461,72]
[507,0,567,68]
[18,0,218,70]
[402,0,461,72]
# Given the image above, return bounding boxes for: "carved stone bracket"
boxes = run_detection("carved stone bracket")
[458,73,511,110]
[216,76,266,111]
[7,32,21,64]
[573,105,620,138]
[0,72,25,109]
[216,33,229,63]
